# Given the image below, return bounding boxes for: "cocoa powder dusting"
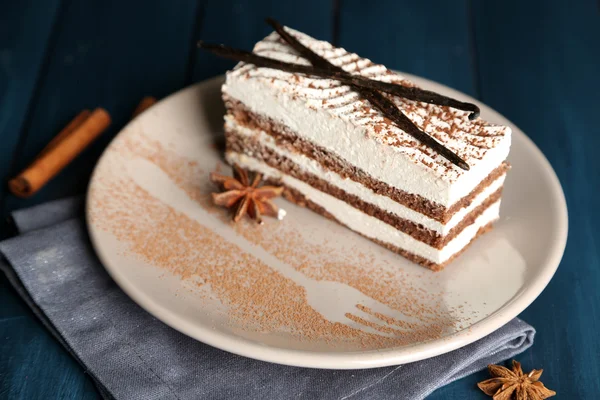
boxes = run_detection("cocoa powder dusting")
[89,129,466,349]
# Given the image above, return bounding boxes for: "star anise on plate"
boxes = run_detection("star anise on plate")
[210,165,284,224]
[477,360,556,400]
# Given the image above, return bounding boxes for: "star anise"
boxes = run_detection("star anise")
[210,165,284,224]
[477,360,556,400]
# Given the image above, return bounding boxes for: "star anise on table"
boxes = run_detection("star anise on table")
[210,165,284,224]
[477,360,556,400]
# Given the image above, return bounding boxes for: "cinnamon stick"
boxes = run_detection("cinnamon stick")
[132,96,157,118]
[9,108,111,198]
[35,109,92,160]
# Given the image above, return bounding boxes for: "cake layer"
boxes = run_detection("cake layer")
[224,98,510,223]
[225,120,505,248]
[222,29,512,207]
[226,151,500,267]
[279,181,494,272]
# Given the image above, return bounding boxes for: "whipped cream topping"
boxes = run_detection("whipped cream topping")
[222,28,511,206]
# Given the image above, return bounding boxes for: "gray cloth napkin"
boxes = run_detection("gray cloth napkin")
[0,197,535,400]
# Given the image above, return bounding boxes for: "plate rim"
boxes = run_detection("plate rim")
[86,73,568,369]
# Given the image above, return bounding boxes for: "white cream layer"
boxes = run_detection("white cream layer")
[226,151,501,264]
[226,117,506,236]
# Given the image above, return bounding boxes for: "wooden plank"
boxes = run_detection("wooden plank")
[472,0,600,398]
[2,0,201,214]
[192,0,334,82]
[337,0,476,96]
[0,317,97,399]
[3,1,596,398]
[0,0,62,235]
[0,2,76,398]
[1,2,202,399]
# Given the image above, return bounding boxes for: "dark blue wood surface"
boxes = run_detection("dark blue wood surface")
[1,0,598,398]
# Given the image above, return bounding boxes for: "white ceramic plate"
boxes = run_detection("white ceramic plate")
[86,74,567,369]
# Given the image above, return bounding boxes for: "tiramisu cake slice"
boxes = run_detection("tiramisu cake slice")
[219,26,511,271]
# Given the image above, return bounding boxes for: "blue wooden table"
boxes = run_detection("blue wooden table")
[1,1,599,398]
